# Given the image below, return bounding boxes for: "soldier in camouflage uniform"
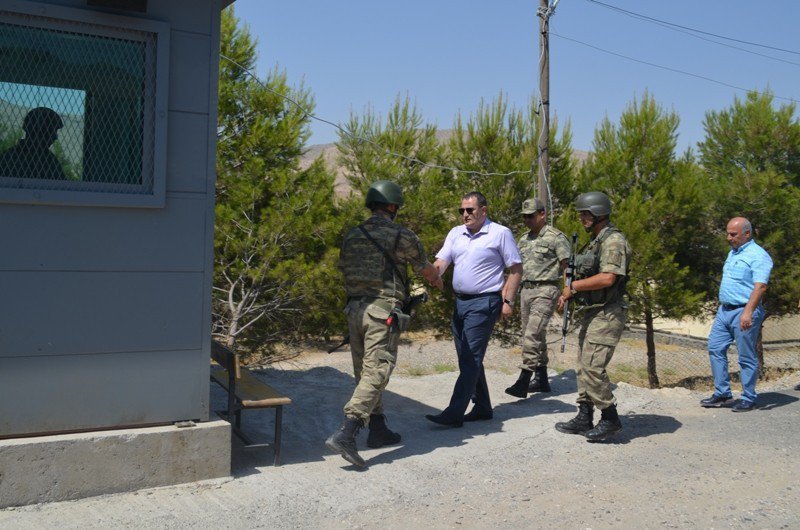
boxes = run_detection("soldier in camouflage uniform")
[326,180,443,467]
[555,191,632,441]
[505,198,570,398]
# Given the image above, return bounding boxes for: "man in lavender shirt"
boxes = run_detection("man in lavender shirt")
[425,191,522,427]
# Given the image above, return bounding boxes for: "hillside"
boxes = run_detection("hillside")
[298,132,589,197]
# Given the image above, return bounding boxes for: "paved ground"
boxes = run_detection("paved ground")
[2,340,799,529]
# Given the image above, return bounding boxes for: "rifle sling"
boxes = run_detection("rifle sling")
[358,224,409,303]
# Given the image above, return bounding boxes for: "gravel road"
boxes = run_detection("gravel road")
[2,338,799,529]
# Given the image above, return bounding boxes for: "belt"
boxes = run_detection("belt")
[721,303,746,310]
[454,291,501,301]
[521,280,559,288]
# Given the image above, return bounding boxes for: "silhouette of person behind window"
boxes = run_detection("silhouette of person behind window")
[0,107,68,180]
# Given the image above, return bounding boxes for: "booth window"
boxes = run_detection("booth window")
[0,4,168,207]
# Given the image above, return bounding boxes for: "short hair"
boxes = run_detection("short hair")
[462,191,487,208]
[741,219,752,234]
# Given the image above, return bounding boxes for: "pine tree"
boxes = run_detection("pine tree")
[214,9,342,353]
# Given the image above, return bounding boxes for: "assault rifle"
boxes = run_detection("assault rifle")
[561,232,579,353]
[327,292,429,354]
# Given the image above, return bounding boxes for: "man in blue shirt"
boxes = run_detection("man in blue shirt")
[701,217,773,412]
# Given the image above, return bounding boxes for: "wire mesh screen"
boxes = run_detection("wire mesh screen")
[0,10,158,196]
[548,315,800,389]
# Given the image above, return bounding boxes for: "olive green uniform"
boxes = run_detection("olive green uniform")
[573,223,632,410]
[338,215,429,424]
[518,225,570,370]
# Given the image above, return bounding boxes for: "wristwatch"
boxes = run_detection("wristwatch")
[503,298,514,308]
[570,287,578,296]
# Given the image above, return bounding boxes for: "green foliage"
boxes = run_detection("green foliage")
[214,9,344,349]
[699,91,800,315]
[447,94,575,234]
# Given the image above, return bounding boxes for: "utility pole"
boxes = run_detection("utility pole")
[536,0,559,221]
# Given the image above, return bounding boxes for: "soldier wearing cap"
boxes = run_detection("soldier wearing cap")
[554,191,631,441]
[0,107,68,180]
[505,197,570,398]
[326,180,442,467]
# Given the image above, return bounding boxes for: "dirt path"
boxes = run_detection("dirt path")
[2,340,799,529]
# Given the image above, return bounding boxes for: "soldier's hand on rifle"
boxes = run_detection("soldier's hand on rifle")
[558,286,574,312]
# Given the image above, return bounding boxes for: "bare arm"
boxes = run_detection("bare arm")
[433,258,450,277]
[740,282,767,330]
[422,262,444,291]
[500,263,523,320]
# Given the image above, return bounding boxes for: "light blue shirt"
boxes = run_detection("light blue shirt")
[437,218,522,295]
[719,239,773,306]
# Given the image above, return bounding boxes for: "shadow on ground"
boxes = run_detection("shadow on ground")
[756,391,799,410]
[211,365,696,473]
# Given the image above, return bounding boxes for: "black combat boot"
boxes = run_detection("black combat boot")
[555,402,594,435]
[527,366,552,393]
[504,369,533,398]
[325,417,366,467]
[584,404,622,442]
[366,414,402,448]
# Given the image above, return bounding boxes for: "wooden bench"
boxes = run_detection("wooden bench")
[210,340,291,465]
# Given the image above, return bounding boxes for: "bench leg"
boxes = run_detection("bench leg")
[274,406,283,466]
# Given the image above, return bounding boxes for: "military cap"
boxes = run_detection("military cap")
[521,198,545,215]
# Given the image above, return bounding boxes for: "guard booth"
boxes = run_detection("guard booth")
[0,0,235,505]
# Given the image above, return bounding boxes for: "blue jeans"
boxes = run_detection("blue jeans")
[442,294,502,418]
[708,305,765,404]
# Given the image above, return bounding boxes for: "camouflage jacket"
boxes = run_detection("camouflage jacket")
[574,223,632,306]
[338,215,429,302]
[518,224,571,283]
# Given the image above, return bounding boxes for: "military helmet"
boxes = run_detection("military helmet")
[575,191,611,216]
[23,107,63,134]
[365,180,404,209]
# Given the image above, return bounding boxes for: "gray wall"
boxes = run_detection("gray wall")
[0,0,222,436]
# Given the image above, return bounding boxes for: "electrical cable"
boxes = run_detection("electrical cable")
[584,0,800,67]
[584,0,800,56]
[220,54,535,179]
[550,32,799,104]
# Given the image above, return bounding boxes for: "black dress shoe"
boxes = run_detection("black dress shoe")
[731,400,756,412]
[463,408,493,422]
[425,413,463,428]
[700,394,733,408]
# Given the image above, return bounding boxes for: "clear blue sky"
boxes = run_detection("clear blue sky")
[231,0,800,153]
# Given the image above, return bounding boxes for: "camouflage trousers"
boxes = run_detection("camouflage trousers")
[342,298,400,424]
[519,284,560,370]
[576,302,626,410]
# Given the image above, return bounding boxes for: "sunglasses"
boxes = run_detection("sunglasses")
[458,207,477,215]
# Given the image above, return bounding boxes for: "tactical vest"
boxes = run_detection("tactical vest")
[339,219,408,301]
[573,226,629,306]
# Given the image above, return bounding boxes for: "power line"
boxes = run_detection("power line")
[584,0,800,67]
[220,54,535,179]
[551,32,799,104]
[584,0,800,56]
